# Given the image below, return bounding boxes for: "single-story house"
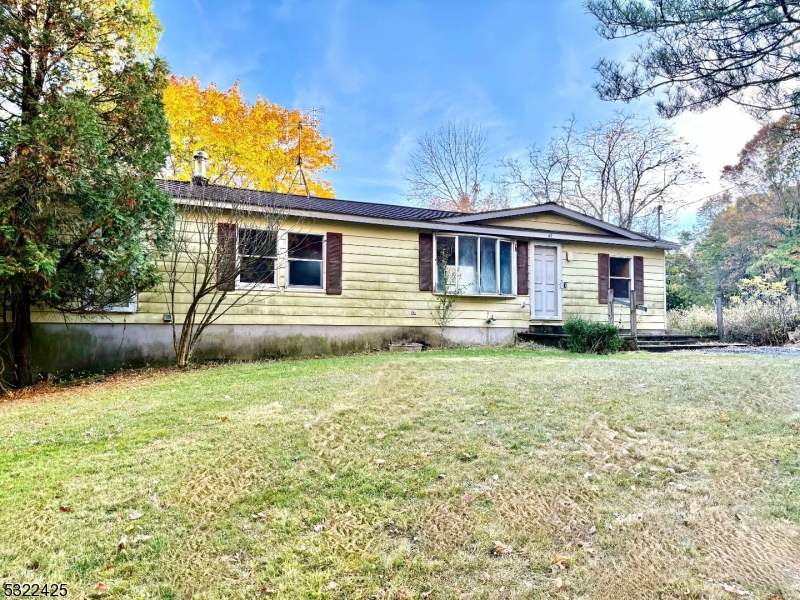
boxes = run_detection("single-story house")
[23,180,678,376]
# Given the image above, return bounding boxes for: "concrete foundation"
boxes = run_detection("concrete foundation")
[2,322,522,380]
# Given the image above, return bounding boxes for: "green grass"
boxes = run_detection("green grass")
[1,349,799,599]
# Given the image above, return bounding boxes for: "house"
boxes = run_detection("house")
[26,180,678,376]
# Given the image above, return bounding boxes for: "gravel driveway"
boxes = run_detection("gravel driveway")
[702,345,800,357]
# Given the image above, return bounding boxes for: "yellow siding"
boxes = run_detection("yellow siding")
[31,213,667,331]
[476,213,607,234]
[558,244,666,330]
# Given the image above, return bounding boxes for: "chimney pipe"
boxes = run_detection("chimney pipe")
[192,150,208,186]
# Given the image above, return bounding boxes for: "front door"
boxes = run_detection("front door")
[532,245,559,319]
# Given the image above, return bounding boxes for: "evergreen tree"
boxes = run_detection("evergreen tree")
[0,0,172,387]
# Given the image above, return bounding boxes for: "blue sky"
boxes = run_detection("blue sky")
[153,0,762,231]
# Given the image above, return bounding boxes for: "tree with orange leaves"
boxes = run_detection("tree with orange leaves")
[163,75,337,197]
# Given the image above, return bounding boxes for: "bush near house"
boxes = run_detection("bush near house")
[563,318,623,354]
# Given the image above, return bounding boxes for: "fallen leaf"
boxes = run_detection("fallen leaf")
[463,493,474,504]
[59,505,72,512]
[374,459,385,467]
[491,540,513,556]
[220,415,228,422]
[720,582,753,596]
[477,420,487,426]
[132,534,152,543]
[128,511,143,520]
[551,552,570,568]
[554,576,564,589]
[252,512,267,521]
[117,536,127,550]
[94,582,107,595]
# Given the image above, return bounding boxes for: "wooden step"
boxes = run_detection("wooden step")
[637,342,747,352]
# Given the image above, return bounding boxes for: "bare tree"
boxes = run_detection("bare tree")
[161,182,289,367]
[499,116,579,206]
[501,112,703,234]
[405,119,507,213]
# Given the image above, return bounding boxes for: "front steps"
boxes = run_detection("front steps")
[518,328,746,352]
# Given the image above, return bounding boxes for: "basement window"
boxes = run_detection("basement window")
[434,235,514,296]
[609,256,631,303]
[288,233,324,289]
[238,228,277,287]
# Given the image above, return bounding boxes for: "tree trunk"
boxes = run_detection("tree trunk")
[11,291,33,388]
[176,317,193,368]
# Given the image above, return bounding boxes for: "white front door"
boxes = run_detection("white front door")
[532,245,559,319]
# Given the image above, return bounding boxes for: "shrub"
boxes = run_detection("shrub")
[724,296,800,346]
[667,305,718,336]
[564,318,623,354]
[668,296,800,346]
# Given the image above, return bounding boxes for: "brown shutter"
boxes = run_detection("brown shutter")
[633,255,644,306]
[598,253,610,304]
[326,232,343,295]
[516,241,529,296]
[217,222,237,291]
[419,233,433,291]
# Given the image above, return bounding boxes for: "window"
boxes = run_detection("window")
[103,295,138,313]
[434,235,514,295]
[609,256,631,302]
[238,228,277,287]
[288,233,324,288]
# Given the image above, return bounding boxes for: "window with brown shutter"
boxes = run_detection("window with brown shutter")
[217,222,237,291]
[419,233,433,291]
[633,255,644,306]
[516,241,529,296]
[598,253,610,304]
[326,232,343,295]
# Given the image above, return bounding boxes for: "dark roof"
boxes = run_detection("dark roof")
[158,179,461,222]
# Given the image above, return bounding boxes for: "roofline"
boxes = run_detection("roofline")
[437,203,649,241]
[172,196,680,250]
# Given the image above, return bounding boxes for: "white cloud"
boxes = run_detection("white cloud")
[670,102,762,231]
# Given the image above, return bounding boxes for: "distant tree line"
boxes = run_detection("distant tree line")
[667,117,800,308]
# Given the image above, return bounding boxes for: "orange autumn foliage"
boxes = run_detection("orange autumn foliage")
[163,75,337,197]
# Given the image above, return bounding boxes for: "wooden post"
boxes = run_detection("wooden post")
[630,303,638,339]
[607,288,614,324]
[715,287,724,341]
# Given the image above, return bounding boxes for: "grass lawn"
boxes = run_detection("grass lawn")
[1,349,799,600]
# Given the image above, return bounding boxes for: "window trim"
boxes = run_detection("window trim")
[609,255,633,305]
[432,234,516,297]
[235,227,279,291]
[286,232,326,292]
